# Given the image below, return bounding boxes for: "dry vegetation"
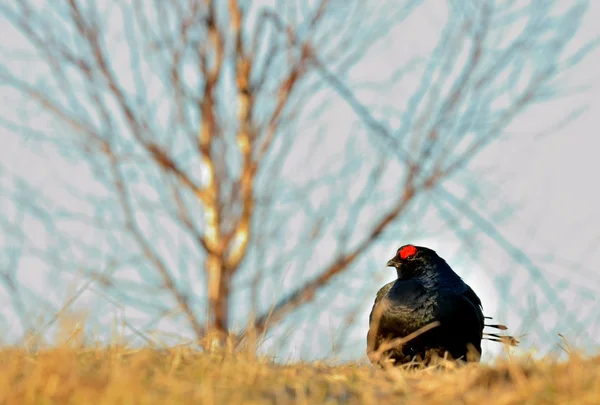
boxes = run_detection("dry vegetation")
[0,2,598,404]
[0,342,598,405]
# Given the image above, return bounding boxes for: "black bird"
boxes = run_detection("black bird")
[367,244,517,366]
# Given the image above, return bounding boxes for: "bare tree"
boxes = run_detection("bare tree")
[0,0,596,351]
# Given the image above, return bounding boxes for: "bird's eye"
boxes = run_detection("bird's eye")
[398,245,418,259]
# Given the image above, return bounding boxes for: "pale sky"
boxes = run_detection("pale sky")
[1,1,599,363]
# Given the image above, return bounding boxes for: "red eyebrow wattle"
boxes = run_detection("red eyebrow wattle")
[399,245,417,259]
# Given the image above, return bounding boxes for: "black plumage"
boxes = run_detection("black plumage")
[367,244,517,366]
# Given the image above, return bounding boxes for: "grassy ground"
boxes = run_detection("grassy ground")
[0,343,598,405]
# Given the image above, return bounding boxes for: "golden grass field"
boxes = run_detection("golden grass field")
[0,341,598,405]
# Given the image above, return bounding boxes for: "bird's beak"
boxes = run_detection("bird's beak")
[386,257,400,268]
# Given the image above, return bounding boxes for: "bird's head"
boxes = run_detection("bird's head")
[386,244,438,279]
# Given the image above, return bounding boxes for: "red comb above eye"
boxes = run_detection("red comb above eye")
[399,245,417,259]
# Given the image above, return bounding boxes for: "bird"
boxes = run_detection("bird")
[367,244,517,367]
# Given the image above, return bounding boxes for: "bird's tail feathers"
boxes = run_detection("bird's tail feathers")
[483,332,519,346]
[484,316,519,346]
[485,323,508,331]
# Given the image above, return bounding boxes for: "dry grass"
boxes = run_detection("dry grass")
[0,342,598,405]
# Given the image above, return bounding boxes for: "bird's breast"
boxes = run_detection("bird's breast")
[379,295,438,330]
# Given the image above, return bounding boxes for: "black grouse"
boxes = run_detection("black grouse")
[367,244,517,366]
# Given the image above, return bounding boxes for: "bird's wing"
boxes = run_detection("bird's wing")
[368,281,394,324]
[367,280,430,356]
[367,281,394,354]
[463,285,519,346]
[436,292,485,353]
[461,284,485,333]
[463,284,483,311]
[368,279,429,323]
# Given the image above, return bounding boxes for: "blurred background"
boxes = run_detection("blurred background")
[1,0,599,363]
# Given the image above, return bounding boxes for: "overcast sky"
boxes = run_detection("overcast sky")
[1,1,599,362]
